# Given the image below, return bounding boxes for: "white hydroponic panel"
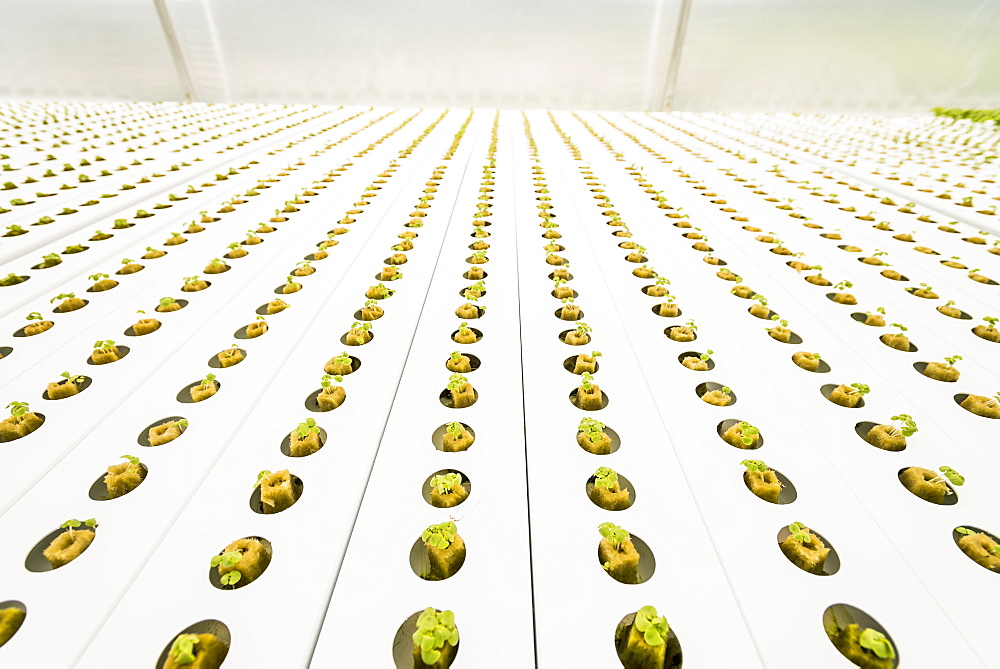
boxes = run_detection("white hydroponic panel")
[0,102,997,669]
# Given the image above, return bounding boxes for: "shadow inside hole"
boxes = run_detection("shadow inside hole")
[744,469,797,504]
[597,532,656,584]
[677,351,715,370]
[42,376,92,399]
[88,463,148,501]
[409,534,466,581]
[558,330,591,345]
[0,599,25,643]
[695,382,737,405]
[652,304,682,317]
[279,426,328,457]
[154,620,231,669]
[422,469,471,507]
[430,422,476,452]
[439,387,479,408]
[547,271,573,281]
[14,323,54,338]
[451,327,483,343]
[445,353,480,373]
[24,526,96,572]
[614,611,682,668]
[879,334,918,352]
[776,524,840,575]
[585,472,636,511]
[897,467,958,505]
[208,348,247,369]
[137,416,187,447]
[0,346,12,359]
[822,604,899,668]
[954,392,1000,418]
[391,610,460,669]
[821,384,865,408]
[716,419,763,449]
[850,312,884,326]
[207,536,272,591]
[176,380,220,404]
[86,345,130,365]
[568,388,610,411]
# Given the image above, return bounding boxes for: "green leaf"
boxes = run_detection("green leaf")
[644,626,664,647]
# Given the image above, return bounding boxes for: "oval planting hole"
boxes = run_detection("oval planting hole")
[444,352,480,373]
[777,523,840,575]
[209,347,247,369]
[822,604,899,668]
[87,345,130,366]
[0,600,26,648]
[42,375,93,400]
[208,536,272,590]
[821,384,865,408]
[897,467,958,505]
[954,393,1000,419]
[410,526,466,581]
[614,608,682,669]
[25,522,98,572]
[743,467,796,504]
[281,422,328,457]
[586,469,635,511]
[677,351,714,371]
[563,354,600,375]
[177,378,220,403]
[597,530,655,584]
[250,470,304,513]
[652,303,682,318]
[716,419,762,449]
[88,459,148,501]
[391,609,460,669]
[431,422,476,452]
[696,382,736,406]
[952,525,1000,573]
[423,469,471,508]
[154,619,231,669]
[139,416,188,447]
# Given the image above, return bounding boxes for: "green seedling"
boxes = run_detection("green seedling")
[598,522,630,551]
[253,470,273,489]
[943,355,962,366]
[7,401,30,417]
[684,319,698,331]
[60,371,85,384]
[411,608,459,666]
[752,294,768,307]
[183,276,201,286]
[578,417,606,443]
[735,422,759,446]
[741,459,768,474]
[320,373,343,388]
[956,527,1000,554]
[430,472,462,495]
[593,467,618,490]
[700,349,714,362]
[462,289,479,302]
[169,634,200,665]
[422,521,458,549]
[350,321,372,344]
[445,422,465,440]
[201,373,217,387]
[60,517,97,540]
[834,280,853,291]
[580,372,595,391]
[787,522,811,543]
[810,265,824,277]
[446,373,468,392]
[159,297,176,308]
[228,242,240,252]
[561,296,575,305]
[26,311,43,322]
[858,628,896,661]
[41,253,61,266]
[983,316,998,329]
[295,418,320,439]
[50,292,75,303]
[873,250,888,257]
[633,606,670,647]
[88,273,109,282]
[918,282,933,291]
[655,276,670,286]
[209,551,243,586]
[93,340,115,351]
[930,466,964,490]
[889,413,918,437]
[119,455,141,475]
[889,322,908,335]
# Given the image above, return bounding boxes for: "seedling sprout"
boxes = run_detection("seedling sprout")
[422,521,458,549]
[60,517,97,540]
[593,467,618,490]
[430,472,462,495]
[209,551,243,586]
[295,418,320,438]
[578,418,606,444]
[787,522,811,543]
[633,606,670,647]
[858,628,895,660]
[889,413,918,437]
[598,522,629,550]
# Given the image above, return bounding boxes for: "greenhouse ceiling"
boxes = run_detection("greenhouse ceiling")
[3,0,999,111]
